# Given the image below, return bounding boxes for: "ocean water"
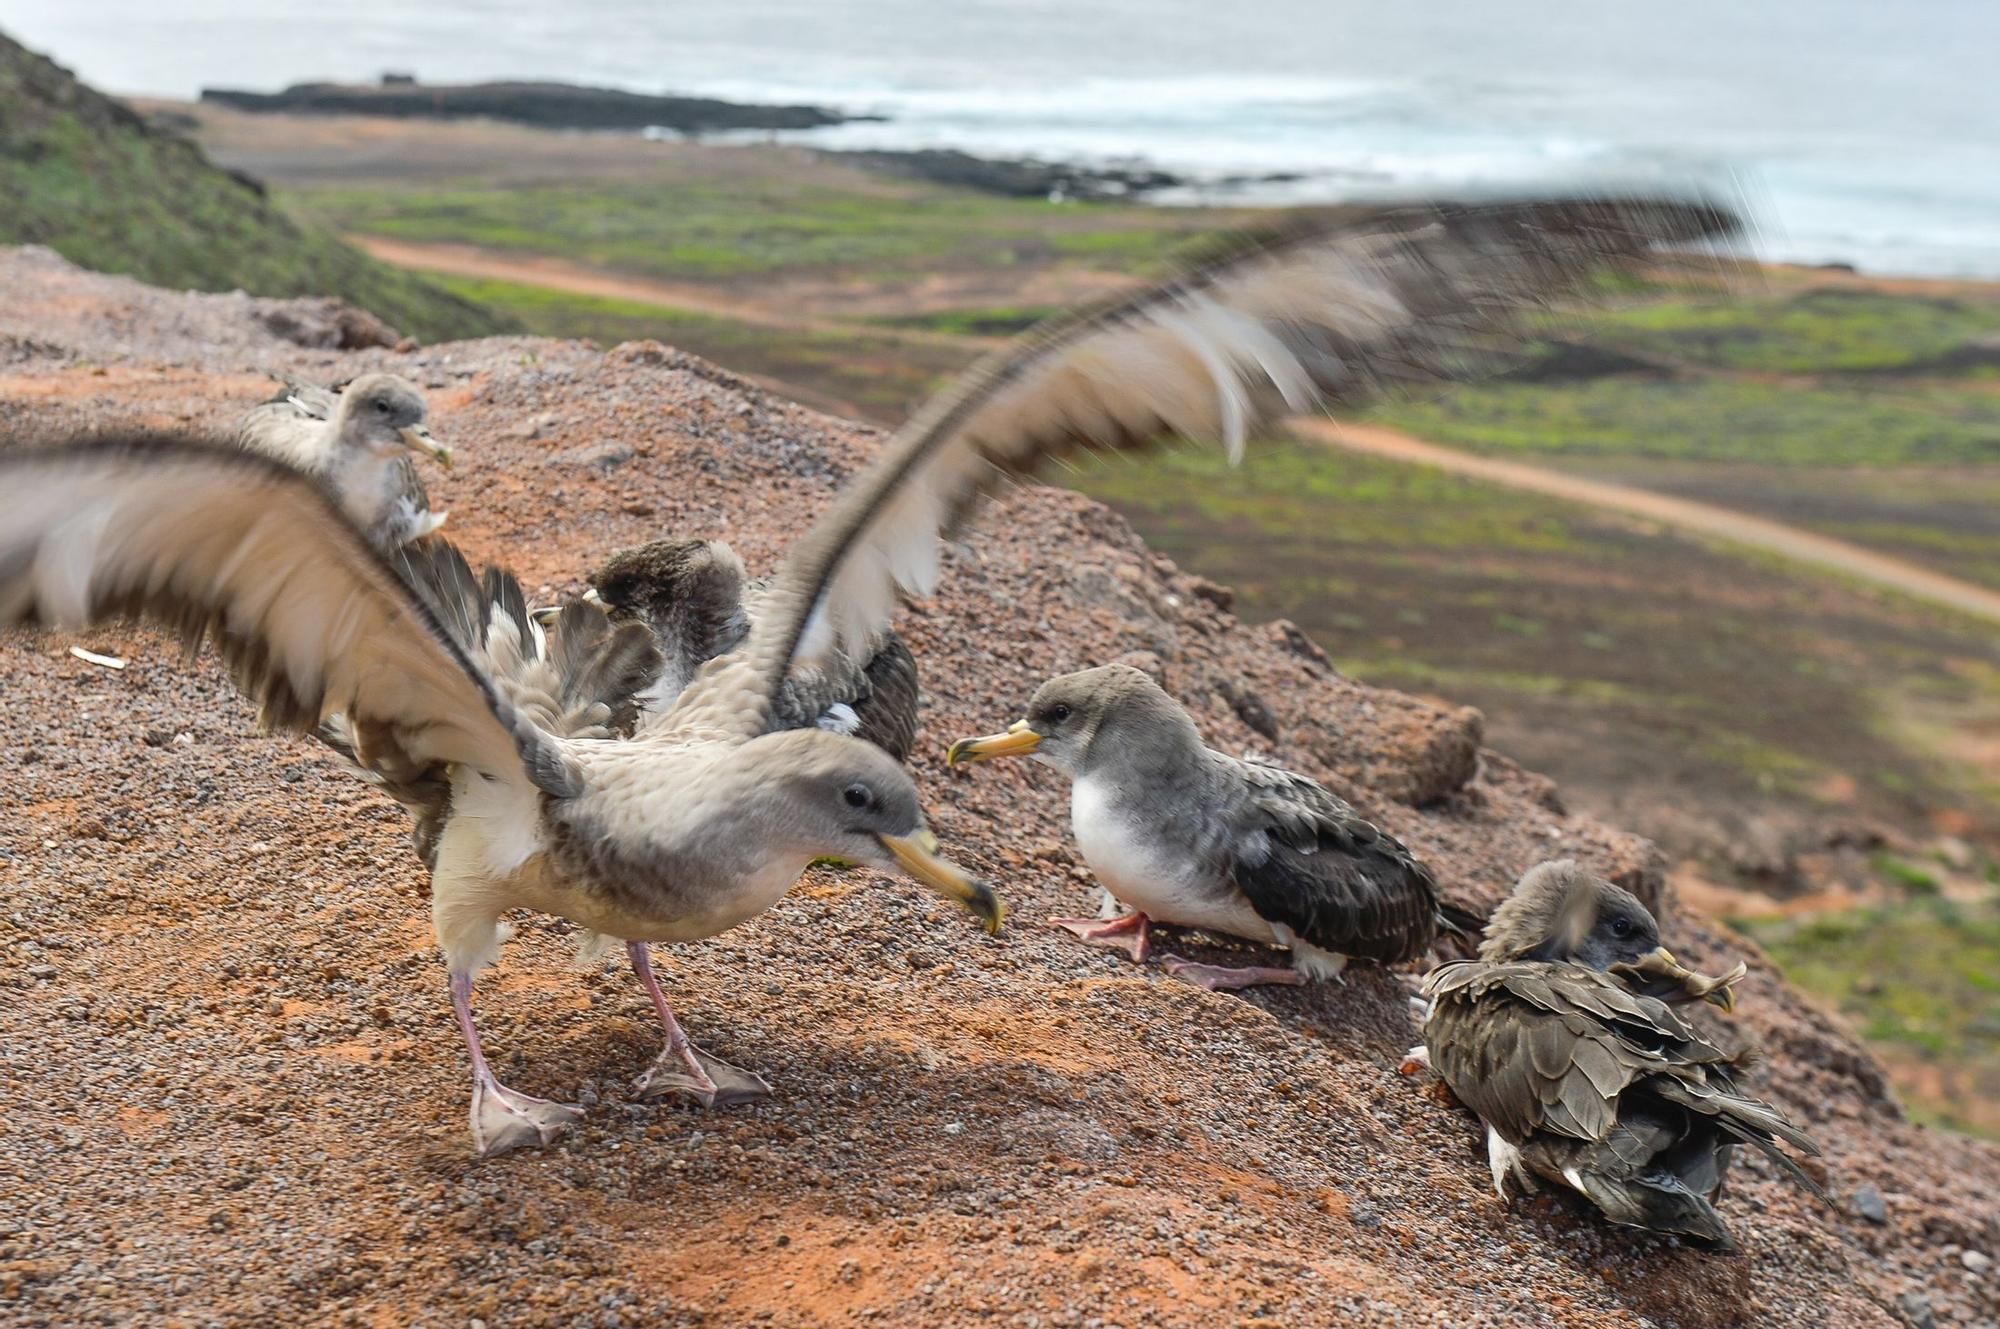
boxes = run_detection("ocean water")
[5,0,1997,277]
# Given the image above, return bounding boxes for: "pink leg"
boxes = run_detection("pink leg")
[1049,911,1153,963]
[1160,957,1308,991]
[627,942,771,1107]
[450,970,583,1156]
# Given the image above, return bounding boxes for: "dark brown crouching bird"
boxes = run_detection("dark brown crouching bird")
[1420,860,1823,1248]
[581,537,921,761]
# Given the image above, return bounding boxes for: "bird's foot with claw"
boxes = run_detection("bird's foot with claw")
[1161,957,1308,991]
[471,1078,584,1157]
[1049,913,1150,964]
[633,1046,773,1108]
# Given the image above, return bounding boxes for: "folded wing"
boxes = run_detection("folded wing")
[1225,754,1440,962]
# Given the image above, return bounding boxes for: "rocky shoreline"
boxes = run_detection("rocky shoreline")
[199,78,865,134]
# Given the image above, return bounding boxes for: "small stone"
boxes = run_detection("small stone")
[1349,1202,1381,1229]
[1851,1184,1887,1225]
[1962,1248,1992,1273]
[1894,1293,1936,1329]
[26,965,56,980]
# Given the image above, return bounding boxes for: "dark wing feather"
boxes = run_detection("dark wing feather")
[853,631,921,761]
[1425,958,1824,1238]
[0,434,579,803]
[550,597,663,736]
[771,628,922,761]
[665,196,1741,740]
[1224,754,1438,962]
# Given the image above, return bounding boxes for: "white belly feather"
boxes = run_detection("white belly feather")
[1070,775,1274,941]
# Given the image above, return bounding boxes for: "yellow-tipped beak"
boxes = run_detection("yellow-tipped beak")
[1635,946,1739,1012]
[400,424,452,468]
[946,720,1041,767]
[881,830,1003,934]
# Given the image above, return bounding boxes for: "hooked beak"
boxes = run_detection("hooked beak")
[529,604,562,627]
[1620,946,1741,1012]
[880,829,1003,934]
[399,424,452,468]
[946,720,1041,767]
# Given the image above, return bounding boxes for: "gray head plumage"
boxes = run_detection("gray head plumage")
[1480,860,1664,968]
[948,662,1201,779]
[334,373,446,464]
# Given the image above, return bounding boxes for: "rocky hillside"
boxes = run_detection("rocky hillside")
[0,32,508,344]
[0,248,1993,1327]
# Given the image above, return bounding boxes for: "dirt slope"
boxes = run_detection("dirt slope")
[0,249,1994,1328]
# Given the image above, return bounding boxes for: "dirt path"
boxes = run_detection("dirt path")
[1294,417,2000,628]
[351,235,999,351]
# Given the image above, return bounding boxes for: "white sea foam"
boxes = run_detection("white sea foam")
[8,0,1999,276]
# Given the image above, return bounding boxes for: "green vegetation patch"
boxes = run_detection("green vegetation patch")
[0,35,508,343]
[1376,377,2000,467]
[429,272,974,418]
[1574,287,2000,374]
[1737,897,2000,1135]
[876,305,1061,338]
[293,178,1221,285]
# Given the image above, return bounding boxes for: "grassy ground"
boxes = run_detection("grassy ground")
[294,177,1222,289]
[1737,896,2000,1136]
[425,273,971,419]
[0,36,506,343]
[1374,281,2000,593]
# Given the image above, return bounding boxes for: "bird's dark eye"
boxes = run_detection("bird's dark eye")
[374,398,392,414]
[843,783,872,810]
[1609,916,1633,938]
[1048,704,1072,724]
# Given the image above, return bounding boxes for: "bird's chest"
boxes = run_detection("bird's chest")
[328,451,400,525]
[1070,777,1214,924]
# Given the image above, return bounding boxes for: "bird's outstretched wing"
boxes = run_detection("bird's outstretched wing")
[0,434,583,799]
[1223,754,1439,963]
[666,195,1739,740]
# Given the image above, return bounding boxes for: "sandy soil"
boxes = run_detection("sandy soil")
[1,249,1996,1327]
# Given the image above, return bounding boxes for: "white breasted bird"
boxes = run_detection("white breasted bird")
[236,372,452,550]
[1,195,1736,1154]
[950,664,1450,987]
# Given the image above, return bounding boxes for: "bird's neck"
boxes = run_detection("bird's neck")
[1075,709,1211,798]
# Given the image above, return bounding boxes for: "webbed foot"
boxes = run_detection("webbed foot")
[633,1045,773,1108]
[1050,911,1152,963]
[471,1077,584,1156]
[1160,957,1308,990]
